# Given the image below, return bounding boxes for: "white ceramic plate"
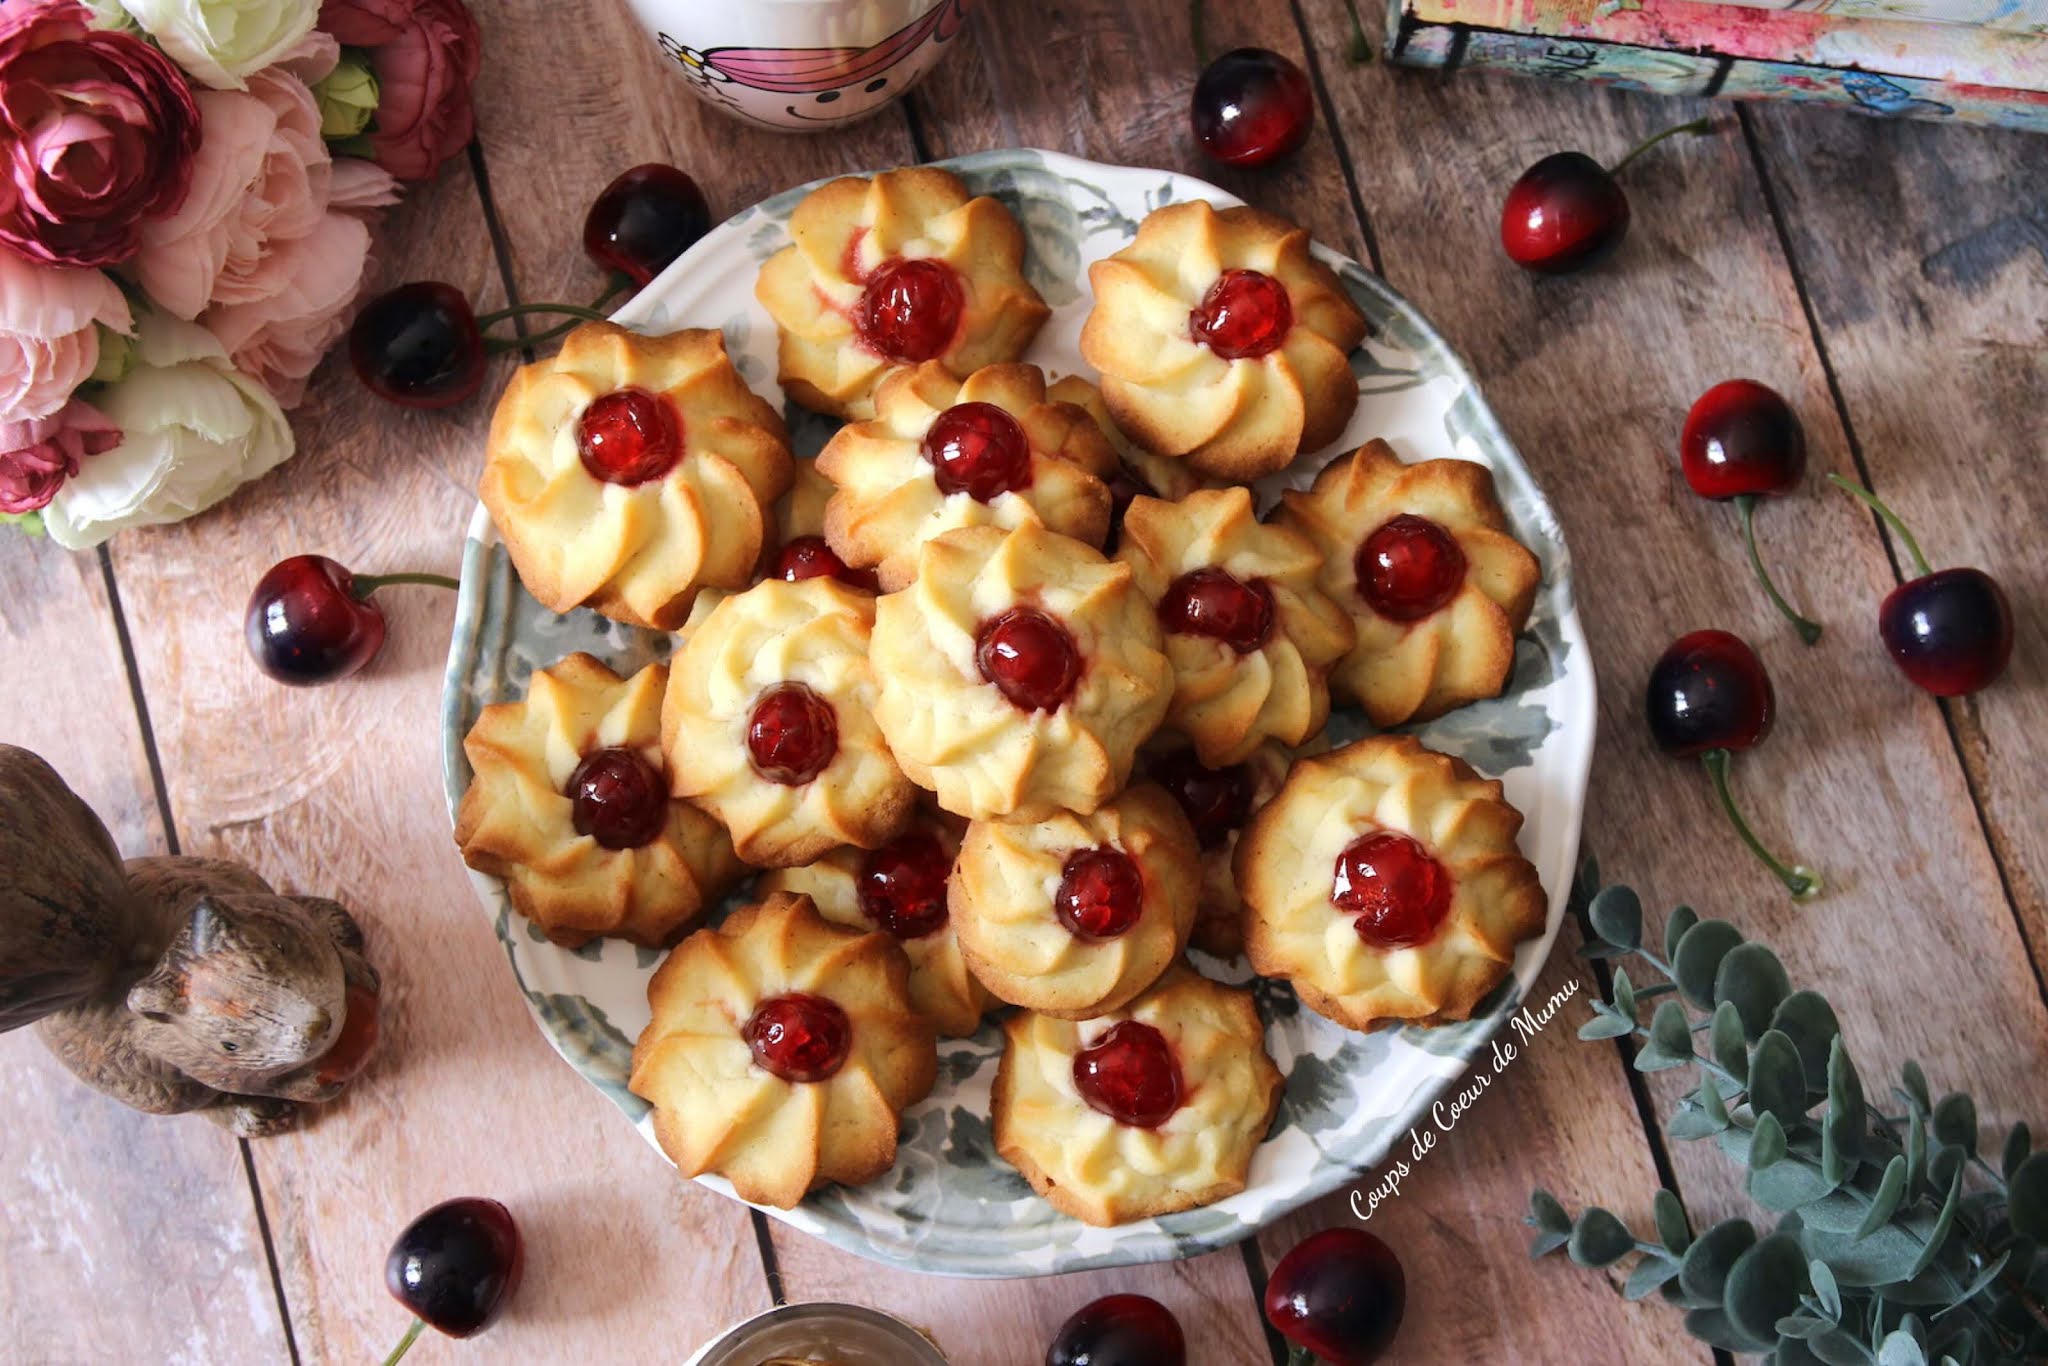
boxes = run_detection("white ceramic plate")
[441,148,1596,1277]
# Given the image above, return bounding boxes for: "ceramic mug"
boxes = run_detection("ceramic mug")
[625,0,975,131]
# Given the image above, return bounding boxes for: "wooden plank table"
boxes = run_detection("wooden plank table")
[3,1,2042,1361]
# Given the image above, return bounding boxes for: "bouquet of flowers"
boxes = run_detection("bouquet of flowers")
[0,0,480,548]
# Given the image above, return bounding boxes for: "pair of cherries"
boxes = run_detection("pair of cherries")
[1046,1229,1405,1365]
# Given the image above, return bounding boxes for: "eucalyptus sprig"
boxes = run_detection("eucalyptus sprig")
[1530,861,2048,1365]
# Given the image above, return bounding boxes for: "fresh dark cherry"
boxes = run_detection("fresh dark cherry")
[1072,1021,1183,1129]
[244,555,453,686]
[1190,47,1313,170]
[746,682,838,786]
[1149,749,1255,850]
[770,535,879,593]
[1647,630,1818,900]
[583,163,712,288]
[1332,831,1451,949]
[564,747,667,850]
[1356,514,1466,622]
[1159,567,1275,654]
[857,831,954,939]
[577,388,683,486]
[1264,1228,1406,1366]
[1681,379,1820,644]
[976,607,1082,713]
[1046,1293,1187,1366]
[349,282,486,409]
[1055,847,1146,940]
[1828,476,2014,697]
[856,257,962,363]
[1103,464,1157,555]
[924,401,1033,502]
[1190,269,1292,361]
[384,1197,523,1350]
[743,993,851,1083]
[1500,119,1710,275]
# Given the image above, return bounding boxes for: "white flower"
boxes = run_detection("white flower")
[116,0,319,90]
[42,314,293,549]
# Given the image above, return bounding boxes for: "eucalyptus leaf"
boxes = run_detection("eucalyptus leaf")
[1650,999,1694,1061]
[1680,1218,1757,1303]
[1665,903,1698,961]
[1902,1060,1931,1113]
[1682,1306,1779,1355]
[1725,1232,1811,1344]
[1812,1258,1843,1318]
[1810,1329,1879,1365]
[1612,966,1637,1019]
[1751,1029,1812,1126]
[1932,1094,1978,1158]
[1906,1165,1964,1281]
[1527,1229,1568,1258]
[1577,1010,1636,1041]
[1772,990,1844,1093]
[1856,1157,1909,1241]
[1877,1330,1929,1366]
[1827,1038,1869,1161]
[2005,1153,2048,1240]
[1568,1206,1635,1267]
[1634,1044,1691,1074]
[1701,1078,1731,1124]
[1802,1220,1925,1287]
[1715,941,1792,1041]
[1718,1122,1756,1167]
[1654,1187,1692,1254]
[1668,1105,1726,1140]
[1711,1000,1750,1086]
[1752,1158,1839,1212]
[1528,1188,1571,1234]
[1939,1249,2011,1313]
[1673,918,1744,1009]
[1780,1313,1839,1339]
[2002,1122,2031,1181]
[1589,884,1643,950]
[1929,1144,1965,1199]
[1624,1253,1682,1300]
[1907,1104,1929,1200]
[1753,1111,1790,1169]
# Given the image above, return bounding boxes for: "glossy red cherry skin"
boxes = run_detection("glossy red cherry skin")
[1073,1021,1183,1129]
[743,993,851,1083]
[564,747,667,850]
[1681,380,1806,499]
[1500,152,1630,275]
[976,607,1082,713]
[770,535,879,592]
[1356,514,1467,622]
[856,257,962,363]
[924,401,1033,502]
[1055,847,1146,940]
[1159,568,1275,654]
[746,682,838,785]
[1264,1228,1407,1365]
[577,388,683,486]
[1332,831,1452,949]
[857,831,954,939]
[1190,47,1313,169]
[1646,629,1774,757]
[245,555,387,685]
[583,163,712,288]
[1149,750,1255,850]
[1880,568,2014,697]
[1190,269,1293,361]
[385,1197,524,1339]
[349,282,486,409]
[1046,1293,1187,1366]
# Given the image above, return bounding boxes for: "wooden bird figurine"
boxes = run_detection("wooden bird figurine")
[0,744,380,1136]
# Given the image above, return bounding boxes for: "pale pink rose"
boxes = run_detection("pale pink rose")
[322,0,480,182]
[0,398,120,513]
[0,250,131,423]
[204,210,375,407]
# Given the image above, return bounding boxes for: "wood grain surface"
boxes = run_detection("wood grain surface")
[1,0,2042,1361]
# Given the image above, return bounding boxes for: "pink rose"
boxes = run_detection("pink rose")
[320,0,480,182]
[0,249,131,422]
[0,0,201,268]
[205,209,375,407]
[0,397,119,513]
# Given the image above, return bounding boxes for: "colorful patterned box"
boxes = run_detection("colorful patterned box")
[1385,0,2048,132]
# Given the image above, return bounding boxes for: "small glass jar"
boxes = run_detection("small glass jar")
[685,1302,949,1366]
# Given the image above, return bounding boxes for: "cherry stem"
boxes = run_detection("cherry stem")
[351,571,459,598]
[1701,747,1821,901]
[1735,493,1822,645]
[482,278,627,356]
[473,300,613,329]
[380,1318,424,1366]
[1609,117,1713,177]
[1828,473,1933,578]
[1285,1346,1319,1366]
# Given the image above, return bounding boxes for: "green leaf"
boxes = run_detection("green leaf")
[1665,903,1698,960]
[1827,1039,1869,1160]
[1810,1258,1842,1318]
[1528,1188,1571,1234]
[1683,1306,1778,1355]
[1902,1060,1931,1112]
[1714,941,1792,1041]
[1857,1157,1908,1241]
[1906,1164,1964,1281]
[1577,1010,1635,1041]
[1939,1248,2010,1312]
[1673,918,1744,1009]
[2009,1154,2048,1241]
[1822,1111,1854,1186]
[1650,999,1693,1059]
[1810,1328,1878,1365]
[1752,1111,1790,1169]
[1725,1232,1811,1345]
[1527,1229,1568,1257]
[1906,1101,1929,1199]
[1611,966,1637,1019]
[1932,1094,1978,1158]
[1654,1188,1692,1254]
[1772,990,1843,1094]
[1751,1159,1839,1212]
[1711,1000,1750,1086]
[1634,1045,1691,1074]
[1701,1077,1730,1124]
[1750,1029,1811,1126]
[1803,1220,1925,1287]
[1589,884,1642,950]
[1877,1330,1929,1366]
[2002,1121,2031,1181]
[1668,1104,1726,1140]
[1929,1143,1965,1197]
[1780,1313,1838,1339]
[1568,1206,1635,1267]
[1679,1218,1757,1303]
[1624,1253,1682,1300]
